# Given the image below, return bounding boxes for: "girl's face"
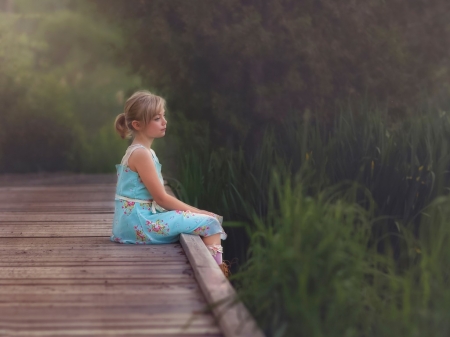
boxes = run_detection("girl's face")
[136,110,167,139]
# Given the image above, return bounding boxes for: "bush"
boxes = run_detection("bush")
[176,107,450,336]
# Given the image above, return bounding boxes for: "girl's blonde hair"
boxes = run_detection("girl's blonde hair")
[114,90,166,139]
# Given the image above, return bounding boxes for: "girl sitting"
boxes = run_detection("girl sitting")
[112,90,227,274]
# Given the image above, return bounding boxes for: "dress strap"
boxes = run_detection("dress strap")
[120,144,147,166]
[150,149,156,159]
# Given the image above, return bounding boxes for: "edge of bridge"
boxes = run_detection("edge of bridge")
[180,234,264,337]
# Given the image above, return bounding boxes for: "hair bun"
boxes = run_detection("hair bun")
[114,113,130,139]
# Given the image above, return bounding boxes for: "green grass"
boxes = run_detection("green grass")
[174,106,450,336]
[235,174,450,336]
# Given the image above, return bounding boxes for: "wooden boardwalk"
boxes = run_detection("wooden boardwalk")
[0,174,262,337]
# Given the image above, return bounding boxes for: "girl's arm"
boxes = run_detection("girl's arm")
[128,148,214,216]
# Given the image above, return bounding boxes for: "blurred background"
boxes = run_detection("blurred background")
[2,0,450,174]
[3,1,450,336]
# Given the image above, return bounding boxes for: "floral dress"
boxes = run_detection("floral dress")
[111,144,227,244]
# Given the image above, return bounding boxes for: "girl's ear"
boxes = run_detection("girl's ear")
[131,120,141,131]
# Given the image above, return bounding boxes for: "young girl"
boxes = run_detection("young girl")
[112,90,228,274]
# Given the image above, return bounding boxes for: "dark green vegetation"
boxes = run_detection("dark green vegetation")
[89,0,450,148]
[2,0,450,336]
[3,0,450,172]
[173,109,450,336]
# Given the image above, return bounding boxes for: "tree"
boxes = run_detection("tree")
[91,0,450,148]
[0,0,140,172]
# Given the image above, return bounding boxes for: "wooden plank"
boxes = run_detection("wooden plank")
[0,284,199,294]
[0,325,219,337]
[0,211,113,214]
[0,222,112,225]
[0,320,218,328]
[0,204,113,209]
[0,237,183,248]
[0,258,189,266]
[0,308,211,316]
[0,323,217,330]
[0,312,213,322]
[0,249,185,256]
[0,262,187,267]
[0,305,209,317]
[0,226,110,237]
[0,320,216,329]
[0,265,195,278]
[0,223,111,227]
[0,248,184,255]
[0,261,191,267]
[181,234,263,337]
[0,177,224,337]
[0,278,197,285]
[0,193,113,199]
[0,185,115,191]
[0,295,204,305]
[0,302,210,312]
[0,214,113,222]
[0,173,116,187]
[0,248,186,255]
[0,201,114,207]
[0,209,113,213]
[0,292,204,303]
[0,235,178,243]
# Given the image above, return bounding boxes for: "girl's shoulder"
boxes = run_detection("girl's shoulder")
[126,145,153,172]
[135,147,156,160]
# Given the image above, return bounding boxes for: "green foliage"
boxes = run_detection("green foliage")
[236,174,450,337]
[78,121,128,173]
[236,175,380,337]
[0,13,74,171]
[177,106,450,229]
[175,106,450,336]
[0,2,140,172]
[92,0,450,148]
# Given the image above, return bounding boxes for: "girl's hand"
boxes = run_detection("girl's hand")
[193,209,216,217]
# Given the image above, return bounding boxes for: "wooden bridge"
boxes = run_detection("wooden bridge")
[0,174,263,337]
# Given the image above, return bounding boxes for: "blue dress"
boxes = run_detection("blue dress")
[111,144,227,244]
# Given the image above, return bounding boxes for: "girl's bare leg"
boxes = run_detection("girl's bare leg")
[201,233,221,246]
[200,231,229,277]
[201,233,227,272]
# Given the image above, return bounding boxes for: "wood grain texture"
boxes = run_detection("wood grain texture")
[180,234,264,337]
[0,175,223,336]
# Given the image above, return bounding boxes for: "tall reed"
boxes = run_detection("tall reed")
[174,107,450,335]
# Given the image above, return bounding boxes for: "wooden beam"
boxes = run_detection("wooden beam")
[180,234,264,337]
